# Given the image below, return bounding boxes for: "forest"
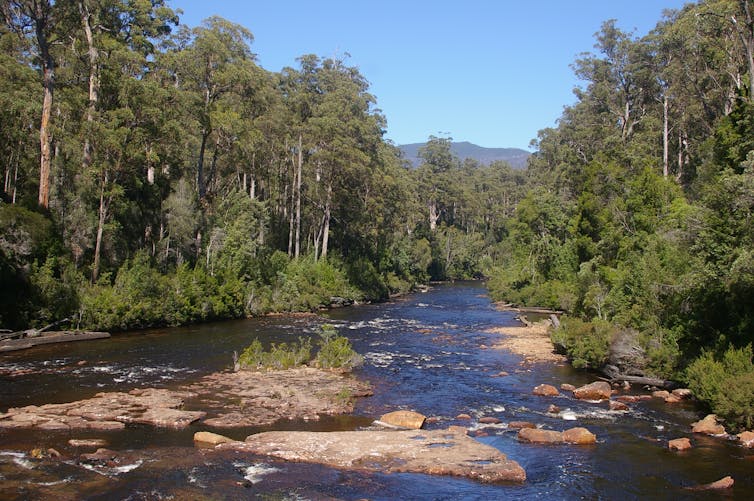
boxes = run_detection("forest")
[0,0,752,429]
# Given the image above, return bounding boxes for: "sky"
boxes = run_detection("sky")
[172,0,690,151]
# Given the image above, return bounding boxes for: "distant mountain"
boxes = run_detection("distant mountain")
[398,141,530,169]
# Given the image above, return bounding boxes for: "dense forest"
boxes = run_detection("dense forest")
[0,1,752,429]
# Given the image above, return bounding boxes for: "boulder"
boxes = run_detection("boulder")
[379,410,426,429]
[194,431,235,446]
[573,381,612,401]
[737,430,754,448]
[562,427,597,444]
[609,400,629,411]
[455,413,472,420]
[533,384,559,396]
[664,394,682,404]
[560,383,576,392]
[691,414,726,436]
[547,404,561,414]
[652,390,670,399]
[218,427,526,483]
[517,428,563,444]
[671,388,692,399]
[668,437,692,451]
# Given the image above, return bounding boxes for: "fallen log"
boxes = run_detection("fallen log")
[601,364,677,389]
[0,331,110,353]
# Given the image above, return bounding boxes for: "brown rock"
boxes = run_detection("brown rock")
[478,416,501,424]
[562,427,597,444]
[664,394,682,404]
[737,430,754,447]
[609,400,629,411]
[691,414,726,436]
[652,390,670,399]
[495,371,509,377]
[615,395,652,403]
[573,381,612,401]
[47,448,61,458]
[508,421,536,429]
[560,384,576,391]
[68,439,108,448]
[194,431,236,446]
[671,388,692,399]
[219,427,526,483]
[547,404,561,414]
[425,416,441,425]
[379,410,426,429]
[517,428,564,444]
[533,384,559,397]
[668,437,692,451]
[456,413,472,420]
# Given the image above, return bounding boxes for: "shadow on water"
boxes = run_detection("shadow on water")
[1,281,752,499]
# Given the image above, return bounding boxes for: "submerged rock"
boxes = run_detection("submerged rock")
[691,414,726,436]
[478,416,501,424]
[378,410,426,429]
[572,381,612,401]
[218,427,526,483]
[687,476,734,491]
[68,438,109,448]
[609,400,629,411]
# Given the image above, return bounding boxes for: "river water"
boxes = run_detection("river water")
[0,282,751,500]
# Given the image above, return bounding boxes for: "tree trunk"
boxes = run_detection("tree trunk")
[37,12,54,209]
[197,130,209,198]
[320,181,332,260]
[92,171,109,283]
[662,94,669,178]
[295,133,303,258]
[79,1,99,171]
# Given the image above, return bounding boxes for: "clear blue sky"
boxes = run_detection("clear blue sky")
[172,0,690,150]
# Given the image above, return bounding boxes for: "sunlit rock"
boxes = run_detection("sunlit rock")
[219,427,526,483]
[194,431,235,446]
[532,384,559,396]
[668,437,692,451]
[379,410,426,429]
[737,431,754,448]
[691,414,726,436]
[517,428,563,444]
[562,427,597,444]
[572,381,612,401]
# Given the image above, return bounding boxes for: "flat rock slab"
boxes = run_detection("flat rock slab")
[0,388,203,430]
[186,367,373,428]
[218,427,525,483]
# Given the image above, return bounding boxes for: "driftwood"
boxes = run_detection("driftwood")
[0,330,110,353]
[601,364,676,389]
[0,317,70,341]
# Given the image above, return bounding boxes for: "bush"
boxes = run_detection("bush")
[551,316,613,369]
[237,325,362,372]
[685,344,754,431]
[238,337,312,370]
[314,324,363,370]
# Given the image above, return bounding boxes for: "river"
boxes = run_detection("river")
[0,282,751,499]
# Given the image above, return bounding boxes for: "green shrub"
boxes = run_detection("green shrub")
[685,344,754,431]
[551,316,612,369]
[237,337,312,370]
[237,325,362,372]
[314,324,363,370]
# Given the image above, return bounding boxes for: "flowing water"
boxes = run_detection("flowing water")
[0,282,751,500]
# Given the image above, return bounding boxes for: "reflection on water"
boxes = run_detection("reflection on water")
[0,281,752,499]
